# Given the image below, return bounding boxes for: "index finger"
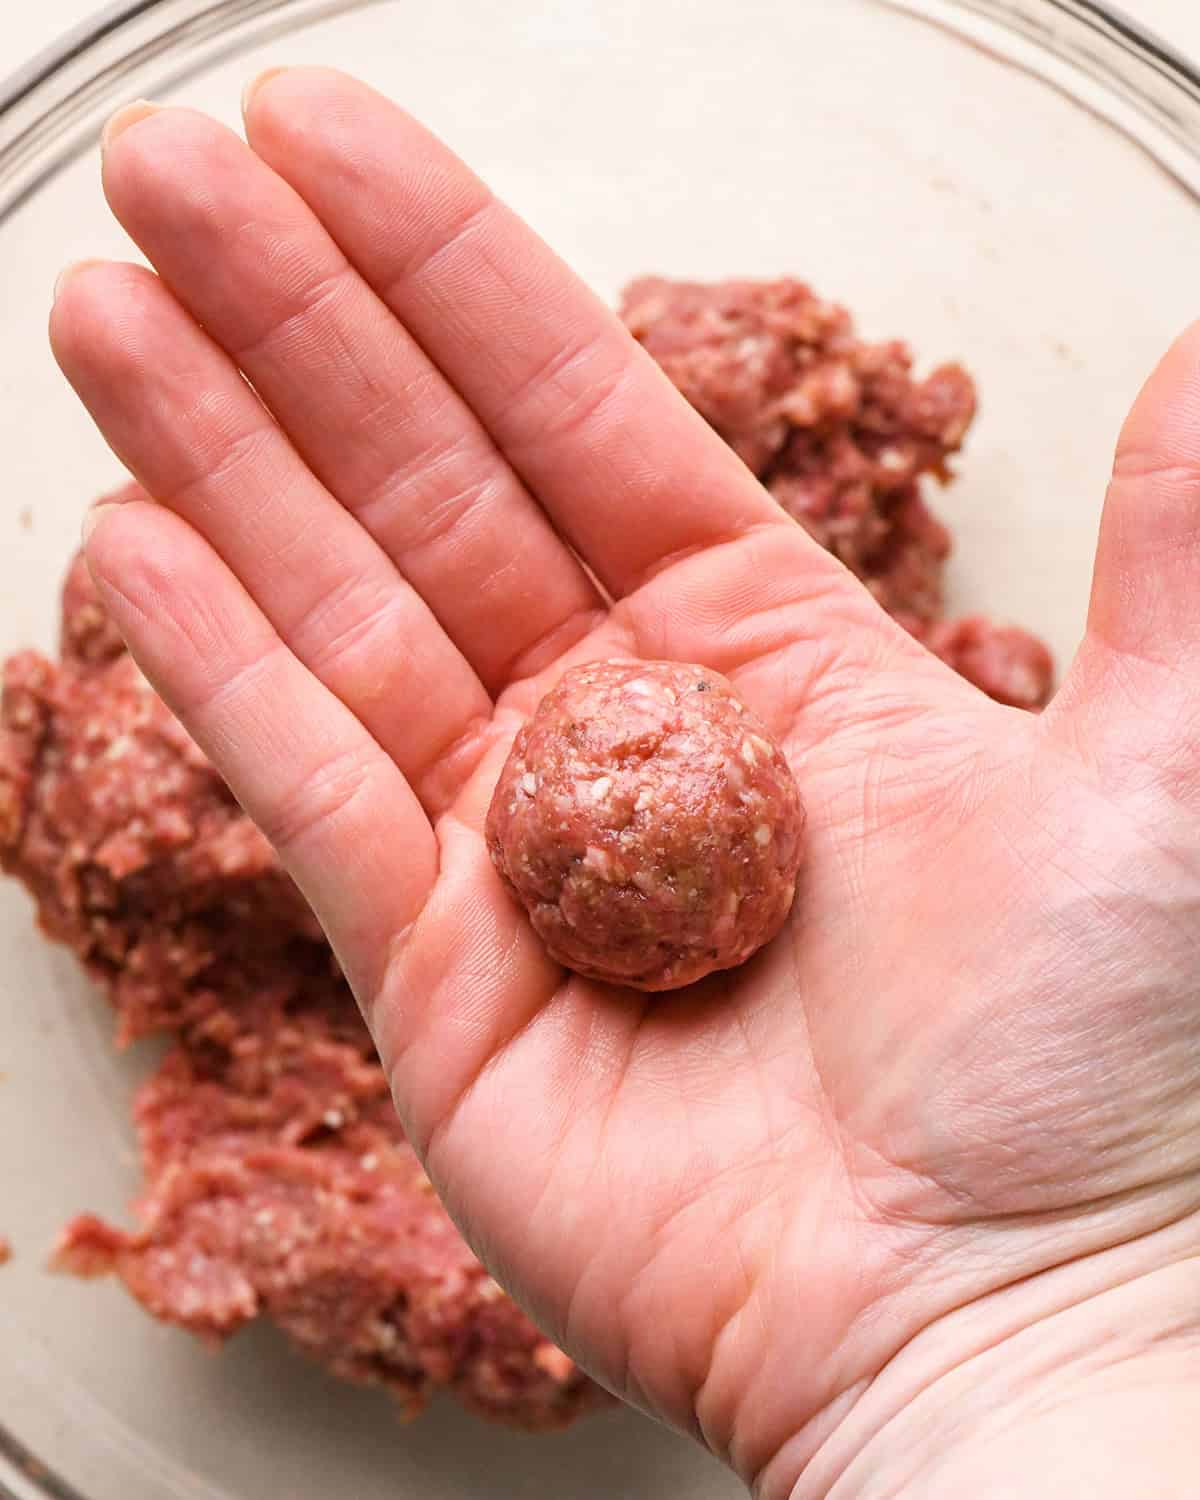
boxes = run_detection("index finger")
[243,67,791,600]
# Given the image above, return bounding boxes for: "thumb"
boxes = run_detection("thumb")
[1051,323,1200,785]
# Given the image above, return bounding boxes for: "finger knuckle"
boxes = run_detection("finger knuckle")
[261,743,375,857]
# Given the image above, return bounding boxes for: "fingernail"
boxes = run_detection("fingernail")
[242,67,289,118]
[53,258,106,305]
[101,99,159,154]
[82,503,118,547]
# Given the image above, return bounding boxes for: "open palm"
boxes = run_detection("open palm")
[51,69,1200,1498]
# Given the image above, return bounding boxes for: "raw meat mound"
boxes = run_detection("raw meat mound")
[621,276,1053,708]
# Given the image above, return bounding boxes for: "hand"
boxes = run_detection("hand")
[51,69,1200,1497]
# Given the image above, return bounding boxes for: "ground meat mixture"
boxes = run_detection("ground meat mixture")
[60,484,138,671]
[1,270,1055,1432]
[0,647,321,1045]
[54,991,599,1429]
[919,615,1056,711]
[487,661,804,990]
[0,630,602,1428]
[621,275,969,623]
[621,276,1054,708]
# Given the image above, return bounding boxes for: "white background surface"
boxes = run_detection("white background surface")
[7,0,1200,72]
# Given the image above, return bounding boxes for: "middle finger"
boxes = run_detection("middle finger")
[99,103,606,691]
[50,260,492,814]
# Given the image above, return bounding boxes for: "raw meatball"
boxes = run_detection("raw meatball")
[487,661,804,990]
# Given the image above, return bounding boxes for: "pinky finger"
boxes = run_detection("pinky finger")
[83,495,438,1004]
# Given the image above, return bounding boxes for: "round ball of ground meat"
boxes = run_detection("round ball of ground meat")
[486,660,805,991]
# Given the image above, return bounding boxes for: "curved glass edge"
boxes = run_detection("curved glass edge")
[963,0,1200,103]
[883,0,1200,192]
[0,0,385,223]
[0,1434,89,1500]
[0,0,163,115]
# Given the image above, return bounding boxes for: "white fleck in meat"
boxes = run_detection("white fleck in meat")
[583,845,615,879]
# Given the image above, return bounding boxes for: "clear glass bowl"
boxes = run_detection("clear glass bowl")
[1,2,1198,1497]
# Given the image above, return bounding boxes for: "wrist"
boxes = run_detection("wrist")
[759,1208,1200,1499]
